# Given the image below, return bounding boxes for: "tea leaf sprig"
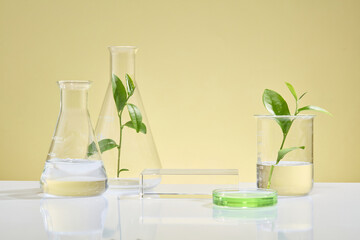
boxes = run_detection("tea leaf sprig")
[262,82,330,188]
[88,74,146,177]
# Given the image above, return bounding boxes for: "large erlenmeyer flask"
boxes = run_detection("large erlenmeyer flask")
[41,81,108,196]
[96,46,161,189]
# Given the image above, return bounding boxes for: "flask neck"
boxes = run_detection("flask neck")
[109,46,137,80]
[58,81,91,111]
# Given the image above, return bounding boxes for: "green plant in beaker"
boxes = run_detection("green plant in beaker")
[256,82,330,196]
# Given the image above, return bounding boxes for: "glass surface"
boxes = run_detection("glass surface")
[96,46,162,189]
[212,188,277,208]
[140,169,239,198]
[256,115,314,196]
[40,81,108,197]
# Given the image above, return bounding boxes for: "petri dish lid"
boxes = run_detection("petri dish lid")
[213,188,277,208]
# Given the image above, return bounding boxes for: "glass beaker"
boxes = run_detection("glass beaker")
[256,115,314,196]
[96,46,162,189]
[40,81,108,197]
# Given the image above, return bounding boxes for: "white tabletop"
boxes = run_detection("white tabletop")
[0,182,359,240]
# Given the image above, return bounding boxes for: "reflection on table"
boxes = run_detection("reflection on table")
[100,192,312,240]
[1,182,358,239]
[41,196,107,240]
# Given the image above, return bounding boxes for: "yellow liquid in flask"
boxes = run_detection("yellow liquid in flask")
[43,178,107,197]
[41,159,108,196]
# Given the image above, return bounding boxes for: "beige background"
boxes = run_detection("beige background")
[0,0,359,182]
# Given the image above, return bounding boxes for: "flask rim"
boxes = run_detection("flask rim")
[109,46,138,53]
[57,80,92,89]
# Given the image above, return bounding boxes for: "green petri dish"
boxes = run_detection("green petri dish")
[213,188,277,208]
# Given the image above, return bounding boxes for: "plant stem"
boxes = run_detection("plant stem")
[266,133,287,188]
[267,113,298,189]
[266,96,300,189]
[266,166,275,189]
[279,133,287,150]
[117,112,123,178]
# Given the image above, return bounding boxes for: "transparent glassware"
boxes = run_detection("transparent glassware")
[40,81,108,196]
[95,46,162,189]
[256,115,314,196]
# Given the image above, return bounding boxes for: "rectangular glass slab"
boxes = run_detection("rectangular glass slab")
[140,169,239,198]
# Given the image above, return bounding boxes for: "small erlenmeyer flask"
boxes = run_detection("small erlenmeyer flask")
[41,81,108,196]
[96,46,162,189]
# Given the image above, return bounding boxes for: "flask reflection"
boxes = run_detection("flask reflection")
[40,196,108,240]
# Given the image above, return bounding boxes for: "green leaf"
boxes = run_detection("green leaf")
[285,82,297,101]
[112,74,127,113]
[276,118,293,136]
[87,142,98,157]
[127,103,143,132]
[139,122,147,134]
[299,92,307,100]
[118,168,129,174]
[124,121,147,134]
[262,89,290,116]
[276,146,305,164]
[298,105,332,115]
[98,138,118,153]
[263,89,292,134]
[125,74,135,97]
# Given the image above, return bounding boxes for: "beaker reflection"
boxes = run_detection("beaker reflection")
[40,196,108,240]
[276,196,313,239]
